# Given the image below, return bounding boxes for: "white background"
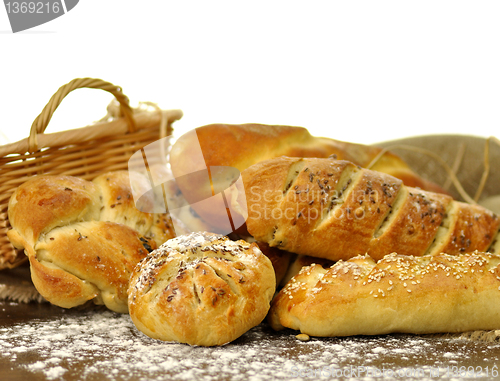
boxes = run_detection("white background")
[1,1,499,147]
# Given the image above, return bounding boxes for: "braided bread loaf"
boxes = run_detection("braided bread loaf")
[128,232,275,346]
[7,171,186,312]
[169,124,447,231]
[237,157,500,261]
[269,252,500,336]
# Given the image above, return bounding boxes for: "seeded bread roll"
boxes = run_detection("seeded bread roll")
[236,157,500,261]
[269,252,500,337]
[128,232,276,346]
[169,124,447,231]
[7,171,186,312]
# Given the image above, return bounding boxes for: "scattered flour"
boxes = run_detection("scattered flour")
[0,309,499,380]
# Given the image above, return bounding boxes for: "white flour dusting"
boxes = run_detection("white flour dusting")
[1,307,499,380]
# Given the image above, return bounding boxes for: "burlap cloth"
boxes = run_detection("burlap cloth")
[376,134,500,208]
[1,133,499,342]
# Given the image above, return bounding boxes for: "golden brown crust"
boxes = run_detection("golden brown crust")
[33,221,155,312]
[169,124,447,231]
[128,232,276,346]
[29,251,100,308]
[6,171,180,312]
[8,176,101,247]
[93,171,154,232]
[269,252,500,336]
[280,255,334,287]
[240,157,500,261]
[435,202,500,255]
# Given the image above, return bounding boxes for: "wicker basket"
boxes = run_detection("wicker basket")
[0,78,183,270]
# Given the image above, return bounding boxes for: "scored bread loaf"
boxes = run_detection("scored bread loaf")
[128,232,276,346]
[236,157,500,261]
[7,171,188,312]
[268,251,500,336]
[169,124,447,231]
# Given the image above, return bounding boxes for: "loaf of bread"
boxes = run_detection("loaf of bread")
[169,124,447,231]
[7,171,187,312]
[235,157,500,261]
[128,232,276,346]
[269,251,500,337]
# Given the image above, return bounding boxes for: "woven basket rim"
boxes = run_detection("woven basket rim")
[0,108,183,157]
[0,77,183,270]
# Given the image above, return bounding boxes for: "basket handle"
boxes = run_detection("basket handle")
[28,78,136,153]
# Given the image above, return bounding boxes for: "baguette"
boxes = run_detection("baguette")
[169,124,447,231]
[237,157,500,261]
[268,251,500,336]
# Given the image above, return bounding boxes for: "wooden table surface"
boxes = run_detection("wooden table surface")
[2,135,500,380]
[1,297,500,381]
